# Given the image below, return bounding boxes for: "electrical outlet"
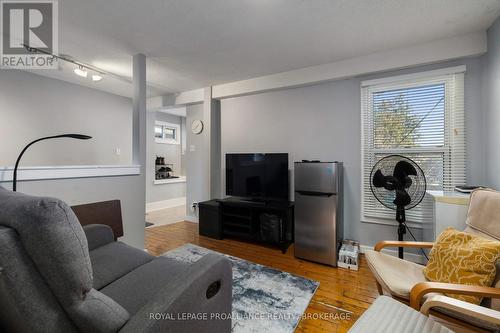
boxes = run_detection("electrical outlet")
[191,202,198,212]
[115,148,121,155]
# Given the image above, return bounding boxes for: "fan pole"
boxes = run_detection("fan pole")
[396,206,406,259]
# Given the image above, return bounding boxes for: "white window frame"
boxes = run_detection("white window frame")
[360,66,466,228]
[155,121,181,145]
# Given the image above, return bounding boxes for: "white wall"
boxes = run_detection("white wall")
[0,70,132,166]
[484,17,500,189]
[220,57,485,246]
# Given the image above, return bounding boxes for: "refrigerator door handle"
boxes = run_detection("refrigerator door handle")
[295,190,334,197]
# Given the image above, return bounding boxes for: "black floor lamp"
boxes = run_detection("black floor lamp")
[13,134,92,191]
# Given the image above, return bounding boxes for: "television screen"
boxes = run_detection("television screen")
[226,153,289,201]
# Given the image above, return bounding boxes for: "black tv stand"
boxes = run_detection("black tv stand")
[235,199,267,206]
[199,197,294,253]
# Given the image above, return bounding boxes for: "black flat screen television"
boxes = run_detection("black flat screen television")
[226,153,289,202]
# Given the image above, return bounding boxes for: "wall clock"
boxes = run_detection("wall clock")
[191,119,204,134]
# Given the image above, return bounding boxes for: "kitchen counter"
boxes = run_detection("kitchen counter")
[426,190,470,205]
[423,190,470,244]
[154,176,186,185]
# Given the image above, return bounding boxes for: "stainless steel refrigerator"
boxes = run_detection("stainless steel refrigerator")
[294,162,343,266]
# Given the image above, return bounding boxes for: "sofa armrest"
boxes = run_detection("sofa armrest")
[374,241,434,252]
[410,282,500,310]
[83,224,115,250]
[420,295,500,326]
[119,253,233,333]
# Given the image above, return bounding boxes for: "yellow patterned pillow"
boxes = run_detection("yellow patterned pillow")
[423,227,500,304]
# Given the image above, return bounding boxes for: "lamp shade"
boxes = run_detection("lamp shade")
[53,134,92,140]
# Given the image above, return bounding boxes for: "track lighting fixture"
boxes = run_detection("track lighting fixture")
[23,44,109,83]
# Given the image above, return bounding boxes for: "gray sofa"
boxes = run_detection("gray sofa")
[0,187,232,333]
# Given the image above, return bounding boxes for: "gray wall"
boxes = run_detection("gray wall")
[145,111,186,204]
[484,17,500,189]
[220,57,484,246]
[1,173,145,249]
[0,70,132,166]
[147,180,185,204]
[185,103,209,219]
[0,70,145,249]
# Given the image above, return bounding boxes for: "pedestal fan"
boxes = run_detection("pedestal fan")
[370,155,427,259]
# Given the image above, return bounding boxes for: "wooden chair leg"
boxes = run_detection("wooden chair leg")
[376,282,383,295]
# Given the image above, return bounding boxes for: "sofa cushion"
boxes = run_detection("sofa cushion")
[90,241,154,290]
[365,249,427,299]
[101,257,189,314]
[348,296,453,333]
[0,187,129,333]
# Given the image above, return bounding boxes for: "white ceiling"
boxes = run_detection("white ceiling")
[157,107,187,117]
[28,0,500,97]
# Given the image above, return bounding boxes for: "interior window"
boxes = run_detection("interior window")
[155,121,180,145]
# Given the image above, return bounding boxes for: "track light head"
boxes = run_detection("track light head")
[74,66,88,78]
[92,74,103,81]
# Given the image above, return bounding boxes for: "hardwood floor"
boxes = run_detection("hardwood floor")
[146,205,186,227]
[146,221,379,333]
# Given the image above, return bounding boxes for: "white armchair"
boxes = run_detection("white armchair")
[365,189,500,331]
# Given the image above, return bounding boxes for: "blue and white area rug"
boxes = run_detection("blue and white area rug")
[162,243,319,333]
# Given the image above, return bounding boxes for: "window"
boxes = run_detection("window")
[155,121,181,145]
[361,66,466,225]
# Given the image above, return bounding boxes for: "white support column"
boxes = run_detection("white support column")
[203,87,212,200]
[202,87,222,200]
[132,54,147,229]
[210,99,222,199]
[133,54,147,167]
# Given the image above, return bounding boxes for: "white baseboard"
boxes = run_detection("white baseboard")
[146,197,186,213]
[184,215,199,223]
[360,244,426,264]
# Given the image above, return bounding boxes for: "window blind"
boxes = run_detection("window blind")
[361,69,465,225]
